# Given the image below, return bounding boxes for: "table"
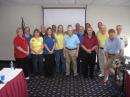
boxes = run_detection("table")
[125,70,130,97]
[0,68,29,97]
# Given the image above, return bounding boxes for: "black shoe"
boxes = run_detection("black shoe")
[83,74,88,78]
[90,75,94,79]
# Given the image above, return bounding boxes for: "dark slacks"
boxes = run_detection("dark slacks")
[77,47,84,74]
[44,54,55,77]
[15,57,29,77]
[82,51,96,77]
[32,54,44,75]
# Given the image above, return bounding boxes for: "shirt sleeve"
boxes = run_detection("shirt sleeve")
[43,37,47,44]
[104,40,108,52]
[117,38,123,50]
[81,36,86,45]
[53,38,56,43]
[14,38,20,47]
[64,36,67,45]
[94,36,99,46]
[30,38,33,44]
[76,35,80,44]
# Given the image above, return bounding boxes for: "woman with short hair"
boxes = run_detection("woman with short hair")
[13,27,29,79]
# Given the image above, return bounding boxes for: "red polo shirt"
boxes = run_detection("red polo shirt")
[13,36,28,58]
[82,35,98,49]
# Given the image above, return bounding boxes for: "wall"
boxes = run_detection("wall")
[86,5,130,56]
[0,5,130,60]
[0,5,43,60]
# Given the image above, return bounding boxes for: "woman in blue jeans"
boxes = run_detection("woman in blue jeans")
[54,25,65,73]
[30,29,44,76]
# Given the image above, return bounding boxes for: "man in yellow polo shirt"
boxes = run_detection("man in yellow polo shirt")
[54,25,65,73]
[97,25,108,77]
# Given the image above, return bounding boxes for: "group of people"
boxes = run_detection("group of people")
[13,22,128,85]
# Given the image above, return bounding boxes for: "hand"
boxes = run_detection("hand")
[49,50,53,54]
[86,49,92,54]
[63,53,66,59]
[25,51,29,55]
[74,53,78,59]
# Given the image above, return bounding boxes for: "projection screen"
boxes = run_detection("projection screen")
[43,9,86,30]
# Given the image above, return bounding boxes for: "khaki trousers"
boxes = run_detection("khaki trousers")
[66,49,77,75]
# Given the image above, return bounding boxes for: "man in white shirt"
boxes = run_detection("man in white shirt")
[116,25,128,56]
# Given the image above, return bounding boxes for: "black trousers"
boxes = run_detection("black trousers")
[15,57,29,77]
[77,47,84,74]
[82,51,96,77]
[44,54,55,77]
[28,58,32,73]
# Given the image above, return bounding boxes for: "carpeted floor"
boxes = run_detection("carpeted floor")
[27,73,121,97]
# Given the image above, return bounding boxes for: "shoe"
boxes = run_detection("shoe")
[65,73,70,77]
[101,80,108,85]
[74,73,78,77]
[35,76,39,79]
[40,76,45,79]
[25,77,30,80]
[90,76,94,79]
[83,74,88,78]
[101,77,109,85]
[98,74,104,77]
[116,75,120,81]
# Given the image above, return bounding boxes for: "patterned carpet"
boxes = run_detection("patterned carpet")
[27,73,121,97]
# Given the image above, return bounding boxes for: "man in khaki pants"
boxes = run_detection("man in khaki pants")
[97,25,108,77]
[64,25,80,76]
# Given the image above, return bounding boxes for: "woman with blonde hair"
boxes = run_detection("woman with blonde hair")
[54,25,65,73]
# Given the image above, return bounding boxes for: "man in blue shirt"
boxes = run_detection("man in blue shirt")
[77,26,85,74]
[64,25,80,76]
[103,29,122,85]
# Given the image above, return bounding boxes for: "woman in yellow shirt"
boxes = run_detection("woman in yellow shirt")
[54,25,65,73]
[30,29,44,76]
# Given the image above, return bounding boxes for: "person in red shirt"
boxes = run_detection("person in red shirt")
[13,27,29,79]
[81,27,98,79]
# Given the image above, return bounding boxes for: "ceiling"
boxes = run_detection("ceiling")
[0,0,130,7]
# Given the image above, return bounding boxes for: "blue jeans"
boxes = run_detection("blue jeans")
[55,49,65,73]
[32,54,44,75]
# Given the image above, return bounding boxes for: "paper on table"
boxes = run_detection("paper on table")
[0,68,22,83]
[0,68,22,90]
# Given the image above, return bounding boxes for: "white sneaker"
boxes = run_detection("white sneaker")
[25,77,30,80]
[98,74,104,77]
[116,75,120,80]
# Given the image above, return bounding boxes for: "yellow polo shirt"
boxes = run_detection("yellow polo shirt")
[97,32,108,48]
[54,33,65,50]
[30,37,43,54]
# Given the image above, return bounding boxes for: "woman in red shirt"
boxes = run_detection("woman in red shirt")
[13,27,29,79]
[81,27,98,79]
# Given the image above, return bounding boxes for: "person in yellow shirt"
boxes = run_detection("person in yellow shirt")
[54,25,65,73]
[97,25,108,77]
[30,29,44,76]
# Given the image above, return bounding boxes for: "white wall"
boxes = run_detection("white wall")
[86,5,130,56]
[0,5,43,60]
[0,5,130,60]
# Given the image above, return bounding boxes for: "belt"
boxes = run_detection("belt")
[108,53,116,55]
[66,47,77,50]
[99,47,104,49]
